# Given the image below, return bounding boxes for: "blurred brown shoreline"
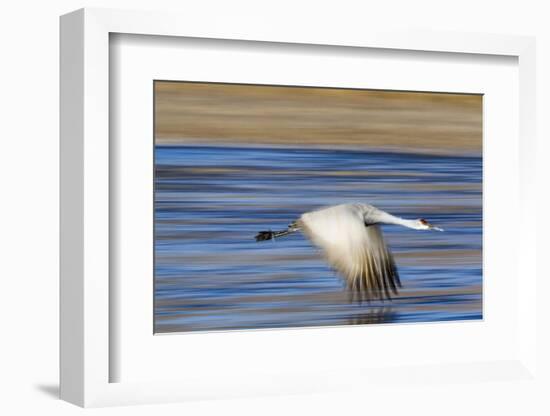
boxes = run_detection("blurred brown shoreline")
[155,81,482,157]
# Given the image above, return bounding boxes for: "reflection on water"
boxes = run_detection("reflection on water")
[346,307,397,326]
[154,144,482,333]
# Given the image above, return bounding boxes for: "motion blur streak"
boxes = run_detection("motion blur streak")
[154,145,482,332]
[153,82,482,333]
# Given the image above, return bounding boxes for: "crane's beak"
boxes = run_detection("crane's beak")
[431,225,444,232]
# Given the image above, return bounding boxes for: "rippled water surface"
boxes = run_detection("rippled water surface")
[154,144,482,333]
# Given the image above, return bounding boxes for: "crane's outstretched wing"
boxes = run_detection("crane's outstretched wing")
[299,204,401,301]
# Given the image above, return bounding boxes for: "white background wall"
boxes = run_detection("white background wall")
[1,1,548,415]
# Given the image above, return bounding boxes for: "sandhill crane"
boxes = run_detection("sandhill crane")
[255,203,443,301]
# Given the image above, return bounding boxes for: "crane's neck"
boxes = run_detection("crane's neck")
[375,212,421,230]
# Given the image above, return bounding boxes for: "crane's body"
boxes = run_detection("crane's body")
[255,203,443,301]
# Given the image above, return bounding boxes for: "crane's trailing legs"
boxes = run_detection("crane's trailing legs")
[255,221,301,242]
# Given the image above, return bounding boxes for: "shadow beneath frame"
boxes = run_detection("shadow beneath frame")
[34,383,59,399]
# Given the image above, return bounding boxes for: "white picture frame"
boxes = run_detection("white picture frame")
[60,7,538,408]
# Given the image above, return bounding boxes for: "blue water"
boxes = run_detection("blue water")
[154,144,482,333]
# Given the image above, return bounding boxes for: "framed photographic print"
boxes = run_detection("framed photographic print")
[60,8,539,408]
[153,81,482,334]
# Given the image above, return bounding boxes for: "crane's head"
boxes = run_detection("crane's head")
[416,218,444,231]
